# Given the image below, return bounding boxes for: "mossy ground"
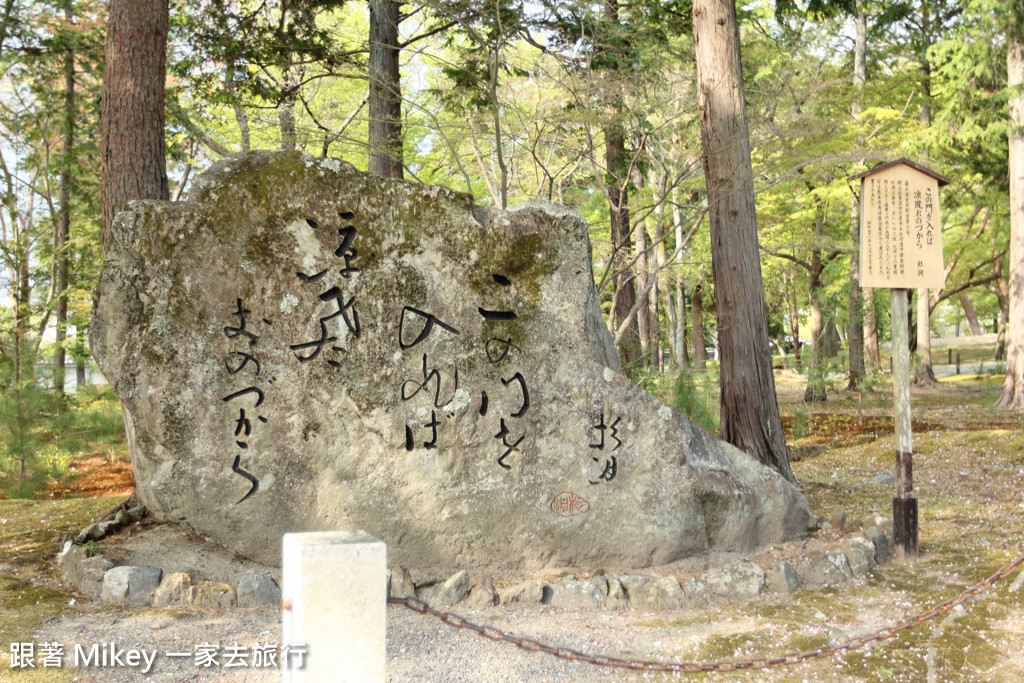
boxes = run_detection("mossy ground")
[631,367,1023,682]
[2,358,1023,681]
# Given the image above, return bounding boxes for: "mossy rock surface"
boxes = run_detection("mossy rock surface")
[92,151,811,571]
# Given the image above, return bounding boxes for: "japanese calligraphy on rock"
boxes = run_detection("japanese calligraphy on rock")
[92,151,811,571]
[857,160,946,289]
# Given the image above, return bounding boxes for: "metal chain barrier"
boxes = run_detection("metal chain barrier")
[388,548,1024,674]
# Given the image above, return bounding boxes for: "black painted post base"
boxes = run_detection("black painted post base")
[893,496,918,556]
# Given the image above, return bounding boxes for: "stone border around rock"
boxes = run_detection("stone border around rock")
[57,508,282,611]
[57,511,894,613]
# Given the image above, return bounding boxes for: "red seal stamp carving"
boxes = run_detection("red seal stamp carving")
[550,491,591,517]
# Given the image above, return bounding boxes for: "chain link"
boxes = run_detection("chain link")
[389,548,1024,674]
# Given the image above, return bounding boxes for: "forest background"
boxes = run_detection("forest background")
[1,0,1022,496]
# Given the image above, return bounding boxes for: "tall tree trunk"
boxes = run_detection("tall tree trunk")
[864,287,879,368]
[278,60,299,151]
[847,3,867,389]
[692,282,707,371]
[634,219,652,360]
[959,291,983,335]
[368,0,403,178]
[100,0,169,250]
[913,1,938,384]
[1000,26,1023,408]
[602,0,639,367]
[913,287,938,383]
[804,242,827,403]
[693,0,792,480]
[786,270,802,368]
[847,193,865,389]
[54,1,75,405]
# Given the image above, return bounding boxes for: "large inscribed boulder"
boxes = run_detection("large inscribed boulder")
[92,151,810,570]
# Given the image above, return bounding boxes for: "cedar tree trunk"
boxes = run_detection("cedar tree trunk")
[693,0,792,480]
[100,0,169,251]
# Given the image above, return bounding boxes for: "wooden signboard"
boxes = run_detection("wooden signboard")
[851,158,951,557]
[855,159,950,290]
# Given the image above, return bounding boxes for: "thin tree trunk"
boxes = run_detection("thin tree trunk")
[804,242,827,403]
[368,0,403,178]
[100,0,169,250]
[54,0,75,405]
[634,218,651,359]
[913,287,938,383]
[864,287,879,369]
[848,6,866,389]
[786,270,801,368]
[693,0,792,480]
[692,282,706,371]
[847,192,864,389]
[278,61,299,151]
[959,291,983,335]
[1000,25,1023,408]
[602,0,639,367]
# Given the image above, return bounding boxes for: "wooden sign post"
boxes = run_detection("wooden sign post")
[852,158,951,556]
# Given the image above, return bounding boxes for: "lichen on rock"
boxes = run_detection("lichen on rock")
[92,151,811,572]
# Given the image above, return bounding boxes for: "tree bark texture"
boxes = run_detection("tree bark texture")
[864,287,880,368]
[602,0,639,367]
[999,29,1024,409]
[803,239,827,403]
[848,7,866,388]
[55,2,74,403]
[913,287,938,384]
[368,0,403,178]
[693,0,792,480]
[959,291,983,335]
[847,192,864,389]
[100,0,169,250]
[691,282,706,371]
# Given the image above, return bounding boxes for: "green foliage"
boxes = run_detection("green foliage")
[0,385,125,498]
[670,369,719,434]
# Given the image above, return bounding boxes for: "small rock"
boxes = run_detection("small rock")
[795,551,847,588]
[766,561,800,594]
[830,511,847,531]
[602,574,627,609]
[871,474,897,487]
[427,570,471,607]
[153,572,193,607]
[237,571,280,608]
[625,575,686,609]
[869,530,892,564]
[79,556,114,599]
[464,576,499,608]
[548,579,604,609]
[390,566,416,599]
[189,581,237,609]
[56,539,88,589]
[618,574,648,605]
[499,580,549,605]
[842,537,876,576]
[827,551,854,580]
[683,578,711,605]
[828,627,849,645]
[125,506,146,524]
[1009,569,1024,593]
[114,509,131,526]
[100,566,163,606]
[701,560,765,601]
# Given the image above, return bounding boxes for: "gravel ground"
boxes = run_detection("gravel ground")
[37,598,746,682]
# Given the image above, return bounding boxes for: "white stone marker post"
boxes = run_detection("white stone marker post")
[282,531,386,682]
